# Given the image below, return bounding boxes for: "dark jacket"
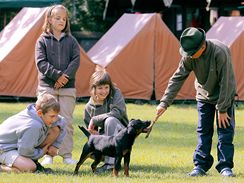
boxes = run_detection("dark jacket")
[35,33,80,88]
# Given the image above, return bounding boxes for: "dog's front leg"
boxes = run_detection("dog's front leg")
[74,143,92,175]
[113,154,123,177]
[123,151,131,177]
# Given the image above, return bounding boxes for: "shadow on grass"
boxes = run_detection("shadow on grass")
[234,172,244,179]
[131,164,192,175]
[38,165,244,180]
[43,167,93,176]
[47,164,193,178]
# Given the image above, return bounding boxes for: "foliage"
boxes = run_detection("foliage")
[62,0,114,33]
[1,102,244,182]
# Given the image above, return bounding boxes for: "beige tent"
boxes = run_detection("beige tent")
[88,13,195,100]
[206,16,244,100]
[0,8,95,98]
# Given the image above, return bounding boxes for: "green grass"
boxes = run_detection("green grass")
[1,102,244,183]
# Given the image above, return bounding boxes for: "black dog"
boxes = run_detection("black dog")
[74,119,151,177]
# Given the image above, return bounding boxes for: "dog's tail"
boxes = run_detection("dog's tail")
[78,125,91,138]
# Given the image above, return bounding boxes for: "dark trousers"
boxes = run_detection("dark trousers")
[193,101,235,172]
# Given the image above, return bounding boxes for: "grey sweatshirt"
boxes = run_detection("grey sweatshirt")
[83,87,129,130]
[0,104,66,160]
[159,39,236,112]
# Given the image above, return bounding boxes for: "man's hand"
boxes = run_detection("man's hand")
[218,111,231,128]
[47,146,59,157]
[145,105,166,139]
[156,105,167,117]
[54,74,69,89]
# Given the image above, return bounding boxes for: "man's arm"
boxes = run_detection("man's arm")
[158,59,191,113]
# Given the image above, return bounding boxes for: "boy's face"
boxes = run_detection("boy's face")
[37,109,59,127]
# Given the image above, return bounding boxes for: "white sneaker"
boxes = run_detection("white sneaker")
[63,158,77,165]
[41,155,53,165]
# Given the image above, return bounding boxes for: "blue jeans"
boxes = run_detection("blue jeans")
[193,101,235,172]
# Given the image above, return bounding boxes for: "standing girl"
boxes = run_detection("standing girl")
[84,70,129,173]
[35,5,80,165]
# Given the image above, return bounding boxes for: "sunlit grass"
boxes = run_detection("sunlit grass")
[1,102,244,183]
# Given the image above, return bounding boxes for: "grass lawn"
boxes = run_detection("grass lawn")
[0,102,244,183]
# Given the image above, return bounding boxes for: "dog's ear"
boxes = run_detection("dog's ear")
[127,126,135,135]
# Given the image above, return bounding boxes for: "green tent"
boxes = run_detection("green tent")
[0,0,60,8]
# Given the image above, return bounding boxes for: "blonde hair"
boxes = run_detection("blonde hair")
[36,94,60,114]
[42,5,71,35]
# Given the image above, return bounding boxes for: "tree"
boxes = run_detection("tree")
[62,0,114,33]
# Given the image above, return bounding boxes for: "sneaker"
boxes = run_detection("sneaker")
[95,163,114,174]
[188,167,206,176]
[41,155,53,165]
[34,161,53,174]
[63,157,77,165]
[220,168,234,177]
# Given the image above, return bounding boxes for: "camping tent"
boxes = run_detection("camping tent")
[76,48,96,97]
[0,8,95,98]
[153,14,195,100]
[206,16,244,100]
[88,13,195,100]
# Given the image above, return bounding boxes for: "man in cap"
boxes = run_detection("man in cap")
[156,27,236,177]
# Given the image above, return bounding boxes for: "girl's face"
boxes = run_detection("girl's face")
[95,84,110,102]
[49,7,67,33]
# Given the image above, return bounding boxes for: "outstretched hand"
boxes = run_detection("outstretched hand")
[156,105,167,117]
